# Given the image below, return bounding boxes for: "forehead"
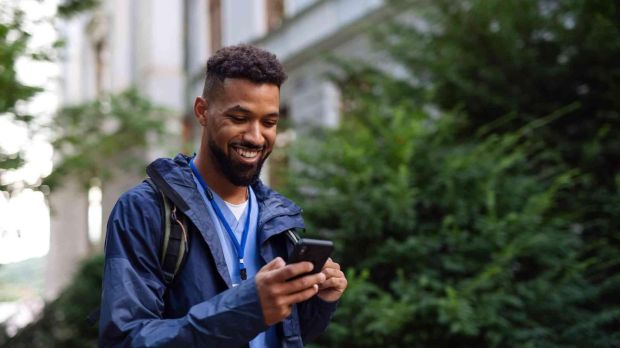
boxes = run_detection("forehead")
[213,78,280,111]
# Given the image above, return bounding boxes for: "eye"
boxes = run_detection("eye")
[227,114,246,123]
[263,119,278,128]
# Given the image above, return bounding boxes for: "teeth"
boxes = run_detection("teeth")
[238,148,259,158]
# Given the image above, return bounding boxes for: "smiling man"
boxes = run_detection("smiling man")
[98,45,347,347]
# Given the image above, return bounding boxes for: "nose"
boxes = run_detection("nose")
[242,120,264,146]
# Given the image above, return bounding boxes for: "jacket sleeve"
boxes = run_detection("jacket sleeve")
[279,225,339,343]
[296,295,338,343]
[99,184,267,347]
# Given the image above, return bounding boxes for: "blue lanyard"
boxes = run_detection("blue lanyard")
[189,158,251,281]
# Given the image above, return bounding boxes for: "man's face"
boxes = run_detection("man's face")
[202,78,280,186]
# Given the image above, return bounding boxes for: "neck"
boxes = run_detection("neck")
[194,151,248,204]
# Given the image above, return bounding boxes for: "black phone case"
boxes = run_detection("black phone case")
[288,238,334,275]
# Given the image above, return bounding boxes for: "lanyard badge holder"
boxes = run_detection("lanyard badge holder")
[190,158,251,282]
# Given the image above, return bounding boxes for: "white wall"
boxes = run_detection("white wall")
[284,65,341,130]
[222,0,267,45]
[108,0,133,91]
[140,0,185,111]
[257,0,384,62]
[285,0,319,17]
[59,15,97,104]
[186,0,210,103]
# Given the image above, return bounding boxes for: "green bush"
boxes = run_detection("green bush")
[2,254,103,348]
[287,105,617,347]
[285,0,619,346]
[377,1,620,272]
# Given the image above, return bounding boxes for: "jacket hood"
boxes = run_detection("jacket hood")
[146,153,304,243]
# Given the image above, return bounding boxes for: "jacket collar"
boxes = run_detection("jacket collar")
[146,154,304,286]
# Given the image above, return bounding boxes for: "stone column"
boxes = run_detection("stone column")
[46,10,97,300]
[99,168,143,249]
[44,181,90,300]
[97,0,149,246]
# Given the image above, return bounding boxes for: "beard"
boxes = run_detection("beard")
[208,138,270,186]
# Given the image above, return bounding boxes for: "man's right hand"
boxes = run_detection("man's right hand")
[255,257,326,326]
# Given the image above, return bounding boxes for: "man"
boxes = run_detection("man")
[98,45,347,347]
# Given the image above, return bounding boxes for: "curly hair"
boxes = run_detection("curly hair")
[202,44,287,99]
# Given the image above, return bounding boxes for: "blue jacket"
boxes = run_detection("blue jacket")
[99,154,337,347]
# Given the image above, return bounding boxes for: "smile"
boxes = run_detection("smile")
[232,145,263,162]
[237,148,259,158]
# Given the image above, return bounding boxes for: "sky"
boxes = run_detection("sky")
[0,0,59,264]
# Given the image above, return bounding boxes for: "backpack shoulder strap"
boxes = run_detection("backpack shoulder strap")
[145,177,189,286]
[86,178,189,326]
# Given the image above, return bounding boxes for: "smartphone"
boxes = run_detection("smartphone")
[287,237,334,279]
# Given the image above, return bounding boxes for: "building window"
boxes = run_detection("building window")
[86,10,108,96]
[266,0,285,32]
[209,0,222,52]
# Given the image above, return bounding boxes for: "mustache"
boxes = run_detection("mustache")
[231,141,265,151]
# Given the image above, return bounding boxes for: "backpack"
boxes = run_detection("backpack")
[145,177,190,285]
[86,178,189,325]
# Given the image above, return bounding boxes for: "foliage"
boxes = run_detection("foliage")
[0,5,43,116]
[1,254,103,348]
[287,0,619,346]
[44,89,168,190]
[0,0,101,191]
[57,0,100,18]
[0,3,45,190]
[4,0,618,346]
[290,105,618,347]
[0,256,45,302]
[379,0,620,242]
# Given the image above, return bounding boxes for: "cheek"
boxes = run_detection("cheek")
[264,128,277,148]
[209,123,236,146]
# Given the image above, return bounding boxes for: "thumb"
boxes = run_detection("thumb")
[261,257,285,272]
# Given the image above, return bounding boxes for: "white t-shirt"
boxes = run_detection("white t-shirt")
[225,200,248,221]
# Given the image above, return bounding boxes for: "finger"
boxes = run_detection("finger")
[281,272,326,294]
[322,258,341,271]
[280,284,319,306]
[270,262,314,282]
[318,277,347,291]
[260,257,285,273]
[321,268,344,280]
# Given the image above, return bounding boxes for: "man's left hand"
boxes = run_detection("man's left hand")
[317,258,347,302]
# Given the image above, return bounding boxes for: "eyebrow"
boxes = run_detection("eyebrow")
[225,104,279,117]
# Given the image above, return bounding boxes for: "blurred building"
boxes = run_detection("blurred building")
[47,0,389,298]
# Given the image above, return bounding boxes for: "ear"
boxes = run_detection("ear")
[194,96,208,126]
